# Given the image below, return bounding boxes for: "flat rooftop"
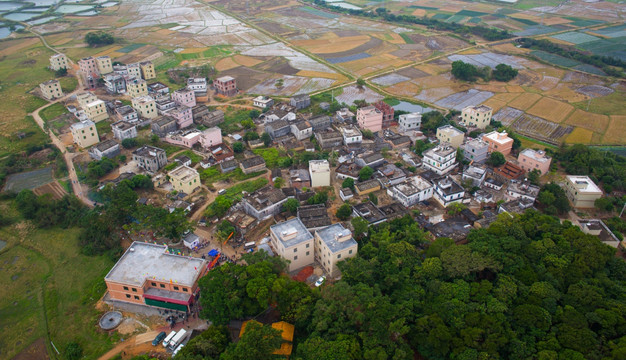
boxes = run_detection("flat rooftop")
[309,160,329,173]
[105,242,206,287]
[520,148,551,163]
[566,175,602,193]
[169,165,198,182]
[316,224,357,253]
[270,218,313,249]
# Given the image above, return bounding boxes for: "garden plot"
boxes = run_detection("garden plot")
[551,32,600,45]
[371,73,410,86]
[434,89,494,111]
[246,75,310,96]
[3,167,54,193]
[294,78,336,95]
[415,87,458,104]
[335,85,384,105]
[447,52,526,69]
[510,113,574,144]
[239,43,334,73]
[493,107,524,126]
[575,85,614,98]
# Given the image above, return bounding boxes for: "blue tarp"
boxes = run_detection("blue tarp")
[208,249,219,257]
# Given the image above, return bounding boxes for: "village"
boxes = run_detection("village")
[23,46,622,358]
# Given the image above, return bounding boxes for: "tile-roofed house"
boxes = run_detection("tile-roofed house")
[265,119,291,139]
[297,204,331,231]
[498,199,535,215]
[336,163,360,180]
[242,186,291,220]
[506,181,540,202]
[291,121,313,141]
[308,115,331,130]
[355,152,385,169]
[289,169,311,189]
[132,145,167,173]
[88,139,120,160]
[290,94,310,110]
[462,164,487,187]
[352,201,387,225]
[239,156,266,174]
[494,161,525,180]
[315,129,343,149]
[354,179,382,196]
[192,106,224,127]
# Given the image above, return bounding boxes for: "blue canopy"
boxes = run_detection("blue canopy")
[208,249,219,257]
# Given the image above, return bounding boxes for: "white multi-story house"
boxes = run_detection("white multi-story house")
[422,144,457,175]
[387,176,433,207]
[433,176,465,207]
[398,112,422,132]
[339,126,363,145]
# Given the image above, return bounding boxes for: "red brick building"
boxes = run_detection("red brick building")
[374,101,395,129]
[104,242,208,311]
[214,76,237,97]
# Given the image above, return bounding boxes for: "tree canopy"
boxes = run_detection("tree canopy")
[84,31,114,47]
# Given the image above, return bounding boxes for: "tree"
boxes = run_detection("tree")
[358,166,374,181]
[243,132,259,141]
[336,203,353,220]
[84,31,114,46]
[351,217,369,240]
[241,119,255,129]
[55,67,68,77]
[594,197,614,212]
[206,195,232,218]
[283,198,300,214]
[307,191,328,205]
[528,169,541,185]
[361,129,374,139]
[356,77,365,88]
[220,322,282,360]
[121,138,139,149]
[249,110,260,119]
[451,60,481,81]
[273,177,284,188]
[64,342,83,360]
[150,134,159,144]
[178,325,230,359]
[492,63,519,82]
[232,142,244,153]
[261,132,271,146]
[342,177,355,189]
[488,151,506,167]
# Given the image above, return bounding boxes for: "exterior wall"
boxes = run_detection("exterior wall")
[270,232,314,272]
[398,113,421,132]
[355,183,381,196]
[40,80,63,100]
[387,185,432,207]
[482,131,513,156]
[168,106,193,129]
[77,92,98,108]
[423,151,456,175]
[309,165,330,188]
[518,151,551,175]
[172,89,196,108]
[373,101,395,129]
[433,189,464,207]
[96,56,113,75]
[461,106,492,129]
[436,126,464,148]
[240,163,266,175]
[199,127,222,149]
[291,124,312,141]
[132,97,158,119]
[243,198,286,220]
[112,124,138,141]
[357,107,383,133]
[314,234,357,278]
[128,64,141,79]
[85,100,109,122]
[127,80,148,98]
[461,141,489,163]
[133,148,167,173]
[49,54,68,71]
[215,78,237,96]
[140,62,156,80]
[170,169,200,194]
[106,277,198,307]
[164,133,200,148]
[71,123,99,148]
[563,178,603,208]
[78,57,97,76]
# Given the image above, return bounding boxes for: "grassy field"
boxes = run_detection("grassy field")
[40,103,68,122]
[0,201,115,360]
[0,39,56,157]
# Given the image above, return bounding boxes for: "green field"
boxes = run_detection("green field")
[530,50,581,67]
[0,202,115,360]
[40,103,68,122]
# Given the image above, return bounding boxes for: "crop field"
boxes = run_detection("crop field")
[435,89,494,111]
[563,109,610,134]
[550,31,601,45]
[371,73,411,86]
[603,116,626,144]
[335,85,384,105]
[448,52,528,69]
[508,93,542,110]
[565,127,593,144]
[526,97,574,123]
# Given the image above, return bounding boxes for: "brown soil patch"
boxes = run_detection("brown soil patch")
[256,21,289,34]
[482,98,508,113]
[320,37,383,58]
[415,64,446,75]
[508,92,542,110]
[545,84,588,103]
[506,85,525,93]
[533,76,560,91]
[296,70,347,81]
[412,9,426,16]
[603,115,626,144]
[474,84,508,93]
[386,81,421,97]
[564,109,610,133]
[542,16,572,26]
[233,54,263,67]
[12,338,49,360]
[492,92,522,103]
[215,57,240,71]
[33,181,67,200]
[397,67,430,79]
[527,97,575,123]
[220,66,270,91]
[254,57,299,75]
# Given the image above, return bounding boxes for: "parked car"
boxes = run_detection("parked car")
[315,276,326,287]
[152,331,167,346]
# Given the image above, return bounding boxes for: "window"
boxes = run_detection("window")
[151,282,156,286]
[132,288,137,292]
[306,251,310,256]
[294,255,298,260]
[182,288,188,292]
[173,286,179,291]
[134,296,140,300]
[160,284,165,288]
[126,294,131,298]
[349,249,353,254]
[337,254,341,259]
[293,248,297,253]
[306,243,310,248]
[123,286,129,291]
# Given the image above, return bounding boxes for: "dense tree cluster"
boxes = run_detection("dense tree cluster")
[556,144,625,192]
[190,212,625,359]
[451,61,518,82]
[84,31,114,47]
[518,38,625,78]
